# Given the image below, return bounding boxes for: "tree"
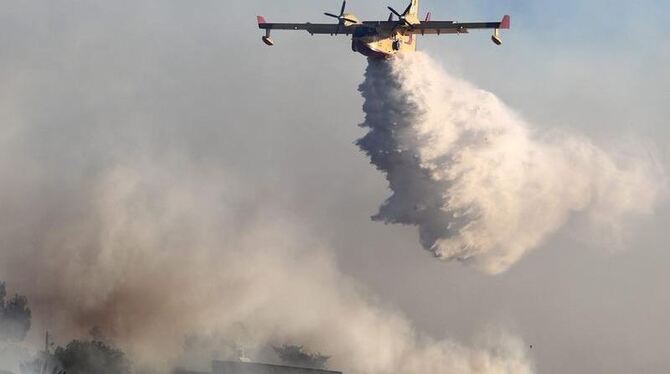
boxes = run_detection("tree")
[54,339,130,374]
[273,345,330,369]
[0,282,32,343]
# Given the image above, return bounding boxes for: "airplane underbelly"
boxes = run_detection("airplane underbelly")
[353,39,390,59]
[353,34,416,59]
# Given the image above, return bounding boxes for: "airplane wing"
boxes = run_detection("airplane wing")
[257,16,362,35]
[410,15,510,35]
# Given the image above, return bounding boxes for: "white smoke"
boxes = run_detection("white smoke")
[0,343,31,374]
[358,52,662,274]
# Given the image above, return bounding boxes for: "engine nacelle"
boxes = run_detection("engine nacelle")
[262,36,274,46]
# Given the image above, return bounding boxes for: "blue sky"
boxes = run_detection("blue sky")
[246,0,669,136]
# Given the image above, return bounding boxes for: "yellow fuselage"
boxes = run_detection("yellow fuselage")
[346,0,421,59]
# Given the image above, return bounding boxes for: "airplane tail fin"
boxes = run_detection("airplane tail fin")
[410,0,420,16]
[500,14,511,29]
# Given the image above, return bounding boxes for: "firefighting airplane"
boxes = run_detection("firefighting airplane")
[257,0,510,59]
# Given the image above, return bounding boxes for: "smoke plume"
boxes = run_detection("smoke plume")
[0,47,534,373]
[358,52,662,274]
[0,157,533,373]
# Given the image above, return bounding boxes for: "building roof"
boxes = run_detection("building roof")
[212,360,342,374]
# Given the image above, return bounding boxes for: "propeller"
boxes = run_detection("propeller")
[387,1,413,27]
[324,1,358,24]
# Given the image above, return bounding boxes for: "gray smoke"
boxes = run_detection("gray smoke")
[0,44,533,373]
[0,159,533,373]
[358,52,663,274]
